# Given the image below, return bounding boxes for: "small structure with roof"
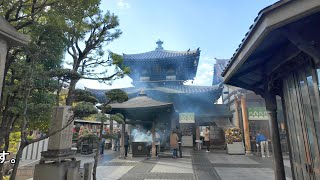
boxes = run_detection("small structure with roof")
[222,1,320,179]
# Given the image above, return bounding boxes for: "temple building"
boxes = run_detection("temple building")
[86,40,232,151]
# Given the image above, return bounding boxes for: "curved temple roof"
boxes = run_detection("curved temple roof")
[123,40,200,60]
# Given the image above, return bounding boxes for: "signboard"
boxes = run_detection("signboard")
[248,107,269,120]
[179,113,195,123]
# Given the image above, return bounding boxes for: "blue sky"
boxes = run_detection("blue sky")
[76,0,278,89]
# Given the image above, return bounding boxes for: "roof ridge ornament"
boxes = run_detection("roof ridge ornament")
[155,39,164,50]
[139,90,147,96]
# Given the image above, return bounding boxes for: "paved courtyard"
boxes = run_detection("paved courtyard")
[95,149,292,180]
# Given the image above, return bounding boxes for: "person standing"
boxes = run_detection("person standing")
[124,132,130,157]
[146,130,152,159]
[176,126,183,158]
[100,130,106,155]
[204,127,210,152]
[256,132,270,158]
[170,129,179,158]
[115,131,121,151]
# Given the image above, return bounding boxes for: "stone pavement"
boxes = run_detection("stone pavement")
[96,148,293,180]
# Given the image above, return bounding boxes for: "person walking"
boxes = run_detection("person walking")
[176,126,183,158]
[124,132,130,157]
[170,129,179,158]
[256,132,270,157]
[203,127,210,152]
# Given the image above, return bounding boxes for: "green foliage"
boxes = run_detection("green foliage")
[74,89,98,104]
[96,114,109,123]
[27,92,56,132]
[8,132,21,154]
[80,133,99,143]
[73,102,98,118]
[105,89,128,103]
[111,113,124,124]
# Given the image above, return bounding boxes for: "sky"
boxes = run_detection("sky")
[76,0,278,90]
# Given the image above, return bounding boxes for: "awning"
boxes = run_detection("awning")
[222,1,320,93]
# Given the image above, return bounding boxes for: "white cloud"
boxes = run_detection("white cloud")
[184,56,214,86]
[117,0,130,9]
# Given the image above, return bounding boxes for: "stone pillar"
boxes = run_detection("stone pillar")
[0,39,8,103]
[34,106,79,180]
[120,123,125,158]
[151,121,156,158]
[240,95,251,153]
[265,91,285,180]
[195,122,201,150]
[47,106,74,151]
[234,96,240,128]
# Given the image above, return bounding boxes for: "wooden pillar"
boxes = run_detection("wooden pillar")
[280,92,295,180]
[152,121,156,158]
[234,96,240,128]
[265,90,285,180]
[241,95,251,153]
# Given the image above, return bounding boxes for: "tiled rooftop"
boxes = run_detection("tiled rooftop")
[123,40,200,60]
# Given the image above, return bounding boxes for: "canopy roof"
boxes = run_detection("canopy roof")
[109,91,173,121]
[110,90,173,110]
[222,0,320,94]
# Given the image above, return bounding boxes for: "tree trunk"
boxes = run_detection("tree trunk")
[9,141,25,180]
[92,121,104,180]
[66,78,79,106]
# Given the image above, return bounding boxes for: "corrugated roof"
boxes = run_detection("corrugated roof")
[221,0,290,76]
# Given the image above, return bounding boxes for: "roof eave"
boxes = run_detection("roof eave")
[222,0,320,83]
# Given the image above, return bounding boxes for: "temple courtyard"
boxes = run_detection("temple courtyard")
[72,148,292,180]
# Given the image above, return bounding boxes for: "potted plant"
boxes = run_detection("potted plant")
[79,132,99,154]
[225,127,245,155]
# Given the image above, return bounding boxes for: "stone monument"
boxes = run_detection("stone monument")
[34,106,82,180]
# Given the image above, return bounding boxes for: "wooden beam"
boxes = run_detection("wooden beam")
[282,28,320,64]
[266,43,301,75]
[236,63,265,77]
[229,80,264,97]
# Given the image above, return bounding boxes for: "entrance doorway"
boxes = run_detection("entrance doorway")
[282,61,320,180]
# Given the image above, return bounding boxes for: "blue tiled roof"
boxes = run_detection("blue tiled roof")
[123,49,200,60]
[85,84,223,103]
